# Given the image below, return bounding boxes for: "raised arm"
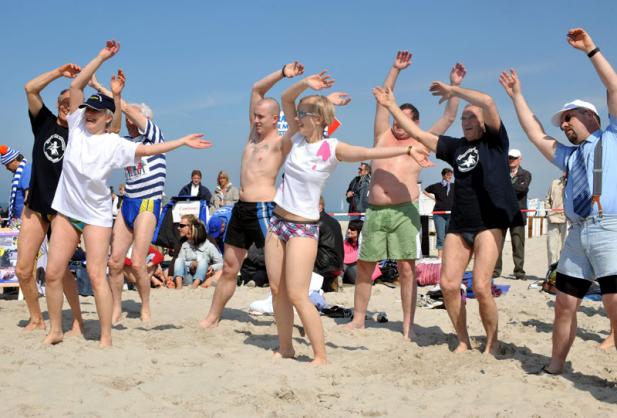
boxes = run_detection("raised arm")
[25,64,81,117]
[135,134,211,158]
[250,61,304,125]
[70,40,120,113]
[89,73,149,131]
[335,140,417,163]
[429,63,467,135]
[373,86,439,152]
[430,82,501,132]
[567,28,617,116]
[109,69,125,134]
[499,69,558,161]
[375,51,412,140]
[280,71,335,142]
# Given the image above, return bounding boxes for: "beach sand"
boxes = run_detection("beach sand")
[1,235,616,417]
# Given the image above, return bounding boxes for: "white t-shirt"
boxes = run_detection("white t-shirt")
[52,108,139,227]
[274,133,339,220]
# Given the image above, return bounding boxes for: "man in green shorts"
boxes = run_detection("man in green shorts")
[345,51,465,339]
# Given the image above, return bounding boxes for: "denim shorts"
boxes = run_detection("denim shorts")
[557,215,617,281]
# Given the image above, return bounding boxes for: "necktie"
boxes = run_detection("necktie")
[570,144,591,218]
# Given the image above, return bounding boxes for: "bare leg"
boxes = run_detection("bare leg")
[15,208,48,331]
[108,210,133,324]
[440,233,473,352]
[344,260,377,330]
[285,237,325,364]
[472,229,503,355]
[397,260,417,340]
[129,212,158,321]
[599,293,617,350]
[175,277,183,289]
[547,291,581,374]
[43,215,80,345]
[62,268,84,336]
[265,232,295,359]
[200,244,246,328]
[83,224,113,347]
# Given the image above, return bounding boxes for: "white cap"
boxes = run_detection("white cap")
[508,148,522,158]
[551,99,599,127]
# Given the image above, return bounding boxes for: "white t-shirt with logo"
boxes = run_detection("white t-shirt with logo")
[52,108,139,227]
[274,133,339,220]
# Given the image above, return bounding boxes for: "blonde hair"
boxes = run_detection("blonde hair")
[299,95,335,129]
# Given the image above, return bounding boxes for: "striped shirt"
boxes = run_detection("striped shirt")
[123,120,167,199]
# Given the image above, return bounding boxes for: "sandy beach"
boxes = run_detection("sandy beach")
[1,235,616,417]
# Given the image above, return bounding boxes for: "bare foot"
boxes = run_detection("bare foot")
[43,331,64,345]
[201,277,213,288]
[311,356,328,365]
[403,329,417,342]
[483,341,499,357]
[65,320,85,338]
[140,309,151,322]
[343,320,365,331]
[99,337,112,348]
[199,317,219,329]
[112,309,123,325]
[599,336,615,350]
[454,341,471,353]
[23,319,46,332]
[273,348,295,359]
[191,280,200,289]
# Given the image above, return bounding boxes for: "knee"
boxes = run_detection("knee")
[286,289,306,306]
[129,257,146,273]
[108,255,125,273]
[15,263,34,281]
[555,294,578,316]
[86,266,107,288]
[472,283,492,301]
[397,262,414,280]
[223,257,239,274]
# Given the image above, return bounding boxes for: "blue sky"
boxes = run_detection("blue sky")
[1,1,616,211]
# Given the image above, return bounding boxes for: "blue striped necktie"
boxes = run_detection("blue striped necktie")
[571,144,591,217]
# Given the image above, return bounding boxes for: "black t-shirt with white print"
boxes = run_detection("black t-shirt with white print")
[27,105,68,216]
[436,123,524,232]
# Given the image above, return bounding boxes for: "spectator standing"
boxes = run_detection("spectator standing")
[1,146,31,221]
[211,170,239,209]
[178,169,212,201]
[345,162,371,218]
[343,219,363,284]
[493,148,532,280]
[424,168,455,258]
[545,174,567,267]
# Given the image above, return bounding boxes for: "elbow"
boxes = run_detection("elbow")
[24,83,34,94]
[480,95,496,110]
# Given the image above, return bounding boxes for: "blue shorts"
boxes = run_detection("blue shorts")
[557,215,617,281]
[120,197,161,230]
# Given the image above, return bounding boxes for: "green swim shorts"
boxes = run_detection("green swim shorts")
[359,202,420,261]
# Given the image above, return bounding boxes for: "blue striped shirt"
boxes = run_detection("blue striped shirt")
[123,120,167,199]
[552,114,617,221]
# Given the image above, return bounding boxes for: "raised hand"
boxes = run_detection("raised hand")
[183,134,213,149]
[449,63,467,86]
[110,69,125,96]
[305,71,335,90]
[498,69,521,98]
[409,147,434,168]
[283,61,305,78]
[59,63,81,78]
[98,40,121,61]
[327,92,352,106]
[393,51,412,70]
[567,28,596,53]
[429,81,453,104]
[372,86,396,107]
[88,72,100,90]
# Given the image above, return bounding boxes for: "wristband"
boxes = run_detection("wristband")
[587,47,600,58]
[281,64,288,78]
[407,145,413,156]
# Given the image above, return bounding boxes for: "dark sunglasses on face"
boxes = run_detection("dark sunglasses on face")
[297,109,317,119]
[177,223,188,228]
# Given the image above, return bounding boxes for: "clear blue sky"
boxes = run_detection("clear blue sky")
[1,1,615,211]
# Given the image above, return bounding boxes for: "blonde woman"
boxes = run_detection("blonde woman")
[266,72,431,364]
[211,170,239,209]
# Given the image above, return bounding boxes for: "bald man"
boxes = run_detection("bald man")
[200,62,304,328]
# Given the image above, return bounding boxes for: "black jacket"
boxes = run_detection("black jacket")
[314,211,344,276]
[178,183,212,202]
[511,166,532,210]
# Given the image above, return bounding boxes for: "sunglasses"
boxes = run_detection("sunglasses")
[177,223,188,228]
[297,109,318,119]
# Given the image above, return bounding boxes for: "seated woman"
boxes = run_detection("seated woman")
[123,245,165,288]
[173,214,223,289]
[343,219,363,284]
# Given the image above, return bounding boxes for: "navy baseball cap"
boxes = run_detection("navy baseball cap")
[79,94,116,113]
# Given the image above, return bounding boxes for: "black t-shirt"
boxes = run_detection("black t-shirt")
[436,123,524,232]
[425,182,455,212]
[27,105,68,215]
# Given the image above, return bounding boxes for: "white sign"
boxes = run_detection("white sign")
[172,201,204,223]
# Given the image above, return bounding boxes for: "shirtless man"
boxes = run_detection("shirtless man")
[199,62,305,327]
[17,64,85,332]
[345,51,465,339]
